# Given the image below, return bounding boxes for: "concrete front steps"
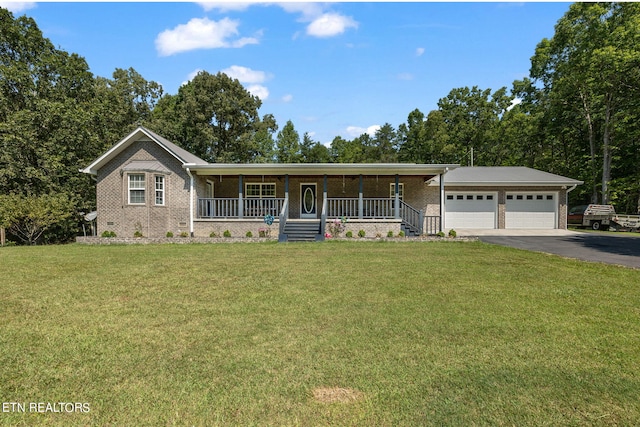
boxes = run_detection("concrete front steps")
[280,220,322,242]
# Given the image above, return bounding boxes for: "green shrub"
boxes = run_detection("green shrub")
[0,193,74,245]
[166,231,174,238]
[223,230,231,238]
[345,231,353,238]
[246,231,253,238]
[209,231,219,238]
[358,229,366,238]
[179,231,189,238]
[436,231,446,237]
[387,230,394,238]
[133,231,143,238]
[448,229,457,238]
[398,231,405,237]
[101,230,116,238]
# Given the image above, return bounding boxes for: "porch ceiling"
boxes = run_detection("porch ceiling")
[184,163,459,176]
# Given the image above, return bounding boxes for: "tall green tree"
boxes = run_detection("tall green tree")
[370,123,399,163]
[0,9,166,241]
[530,2,640,205]
[251,113,278,163]
[151,71,266,163]
[436,86,512,166]
[330,136,363,163]
[275,120,301,163]
[300,132,330,163]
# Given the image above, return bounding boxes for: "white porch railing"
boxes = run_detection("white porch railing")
[198,196,438,235]
[327,198,397,218]
[198,198,285,218]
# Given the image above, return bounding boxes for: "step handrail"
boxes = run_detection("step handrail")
[320,196,327,241]
[400,200,424,235]
[278,196,289,241]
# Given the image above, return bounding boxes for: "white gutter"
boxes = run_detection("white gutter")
[566,184,578,194]
[186,167,194,237]
[440,167,448,232]
[183,162,458,176]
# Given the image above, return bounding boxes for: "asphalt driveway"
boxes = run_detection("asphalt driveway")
[479,232,640,269]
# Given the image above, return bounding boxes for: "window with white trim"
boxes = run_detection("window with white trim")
[155,175,165,206]
[245,183,276,198]
[389,183,404,200]
[128,174,145,204]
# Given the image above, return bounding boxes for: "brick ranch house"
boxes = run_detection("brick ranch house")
[81,127,583,241]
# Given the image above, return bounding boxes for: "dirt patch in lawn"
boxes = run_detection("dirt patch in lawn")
[312,387,363,403]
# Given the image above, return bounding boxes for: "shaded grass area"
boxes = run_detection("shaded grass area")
[569,226,640,237]
[1,241,639,426]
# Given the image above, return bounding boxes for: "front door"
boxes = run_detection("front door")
[300,183,317,219]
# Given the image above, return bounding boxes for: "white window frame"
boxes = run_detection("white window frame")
[128,173,146,205]
[155,175,165,206]
[245,183,276,198]
[389,183,404,200]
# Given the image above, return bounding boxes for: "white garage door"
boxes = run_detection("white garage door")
[506,193,557,229]
[445,193,497,229]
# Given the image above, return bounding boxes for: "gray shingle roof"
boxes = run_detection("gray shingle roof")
[443,166,583,186]
[142,127,206,165]
[80,126,207,175]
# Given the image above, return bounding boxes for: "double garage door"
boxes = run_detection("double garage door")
[445,192,558,229]
[445,193,497,229]
[505,193,557,229]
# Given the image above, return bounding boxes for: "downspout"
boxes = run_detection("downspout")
[440,168,448,232]
[564,184,578,230]
[186,167,194,237]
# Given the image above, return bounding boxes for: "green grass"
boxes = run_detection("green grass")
[1,241,639,426]
[570,226,640,237]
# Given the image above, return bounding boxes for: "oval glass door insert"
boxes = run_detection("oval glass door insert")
[303,187,315,214]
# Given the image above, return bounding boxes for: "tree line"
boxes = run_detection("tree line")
[1,3,639,243]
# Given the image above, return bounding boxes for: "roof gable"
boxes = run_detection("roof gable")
[80,126,206,175]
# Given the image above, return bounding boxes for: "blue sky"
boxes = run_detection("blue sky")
[3,1,571,145]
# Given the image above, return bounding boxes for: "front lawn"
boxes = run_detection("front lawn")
[1,241,639,426]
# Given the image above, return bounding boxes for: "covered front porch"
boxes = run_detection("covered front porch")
[184,163,455,241]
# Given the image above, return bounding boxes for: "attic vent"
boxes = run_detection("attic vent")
[179,222,187,227]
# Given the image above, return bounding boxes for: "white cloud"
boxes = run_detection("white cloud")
[155,17,258,56]
[219,65,270,100]
[397,72,414,81]
[507,98,522,111]
[416,47,425,57]
[197,2,256,12]
[221,65,269,84]
[0,2,36,13]
[282,94,293,103]
[346,125,380,138]
[247,84,269,100]
[307,13,358,38]
[277,3,325,21]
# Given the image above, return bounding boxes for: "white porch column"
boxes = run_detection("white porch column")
[186,168,194,237]
[358,174,363,219]
[394,174,400,219]
[238,174,243,218]
[439,172,445,232]
[323,174,327,200]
